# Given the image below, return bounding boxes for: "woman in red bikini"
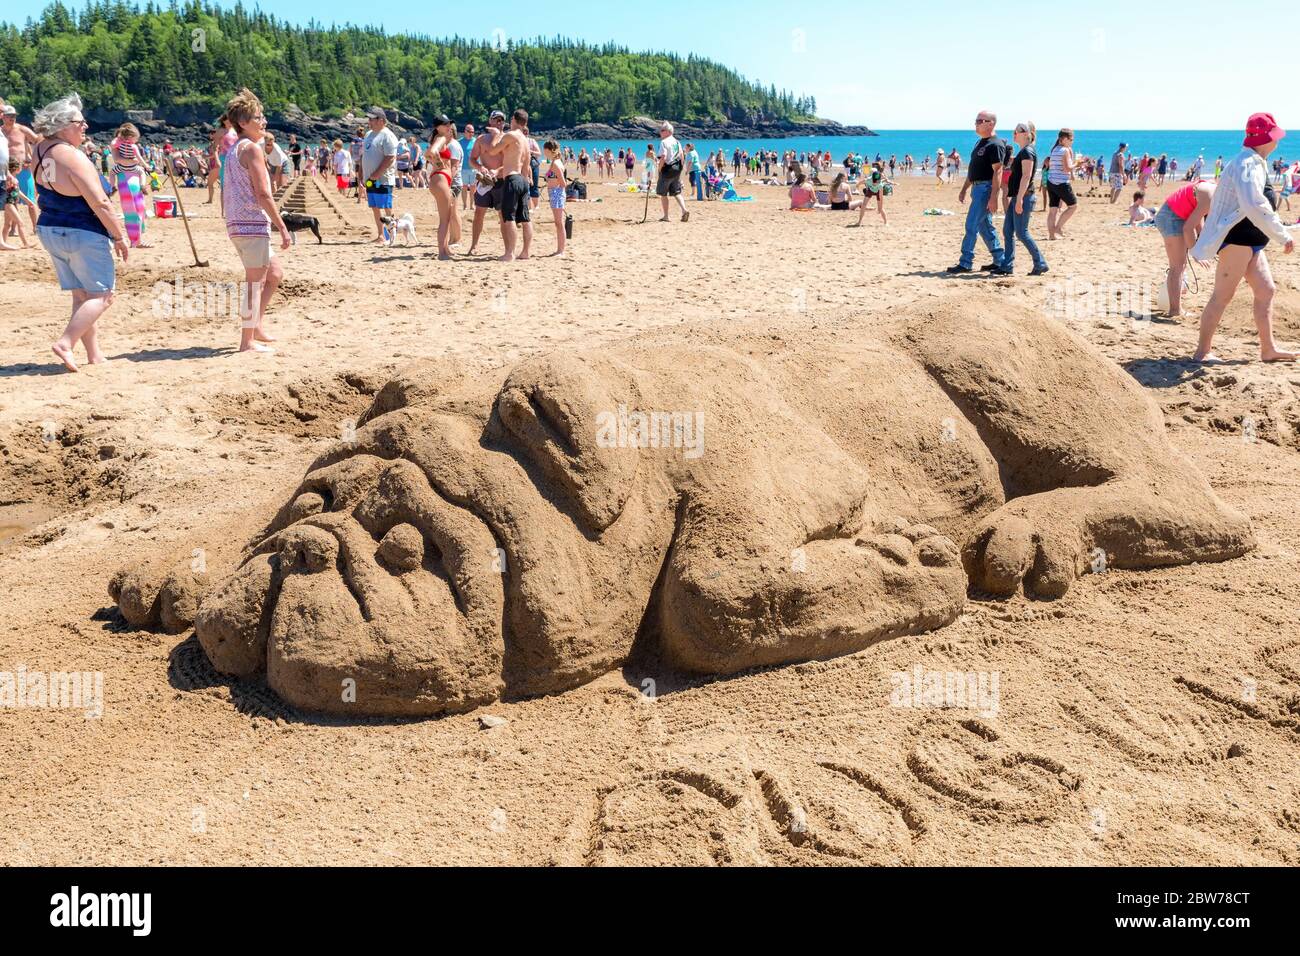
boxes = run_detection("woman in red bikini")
[426,114,455,260]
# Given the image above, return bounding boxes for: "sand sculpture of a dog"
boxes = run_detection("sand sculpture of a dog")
[110,301,1254,716]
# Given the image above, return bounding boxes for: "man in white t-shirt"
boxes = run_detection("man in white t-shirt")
[362,106,399,242]
[655,121,689,222]
[265,134,288,189]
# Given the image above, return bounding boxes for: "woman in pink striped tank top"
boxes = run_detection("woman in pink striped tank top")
[221,88,291,353]
[1153,178,1216,317]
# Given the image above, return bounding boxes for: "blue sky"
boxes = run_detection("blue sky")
[6,0,1293,128]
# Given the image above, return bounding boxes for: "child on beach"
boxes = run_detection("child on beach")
[1128,190,1155,225]
[543,140,568,256]
[110,123,151,247]
[332,138,351,194]
[1,158,37,249]
[213,116,238,212]
[854,162,891,225]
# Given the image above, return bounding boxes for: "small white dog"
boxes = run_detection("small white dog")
[382,212,418,246]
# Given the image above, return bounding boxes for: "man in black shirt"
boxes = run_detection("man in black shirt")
[947,110,1008,275]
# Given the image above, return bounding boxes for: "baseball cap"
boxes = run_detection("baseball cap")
[489,110,506,121]
[1244,112,1285,148]
[1,104,16,116]
[433,113,452,127]
[365,106,387,119]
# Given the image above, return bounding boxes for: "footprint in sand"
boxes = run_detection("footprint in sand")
[904,716,1083,823]
[1154,366,1300,451]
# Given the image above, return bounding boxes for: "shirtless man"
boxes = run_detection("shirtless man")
[478,108,534,262]
[466,111,505,255]
[3,102,40,231]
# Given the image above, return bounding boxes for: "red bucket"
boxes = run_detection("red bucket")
[153,195,176,219]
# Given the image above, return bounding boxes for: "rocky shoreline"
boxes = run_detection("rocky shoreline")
[84,104,417,146]
[84,105,874,145]
[531,117,876,140]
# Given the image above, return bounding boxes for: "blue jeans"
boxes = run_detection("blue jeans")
[959,180,1004,269]
[1001,193,1047,272]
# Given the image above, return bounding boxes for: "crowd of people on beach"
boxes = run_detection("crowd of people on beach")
[934,108,1295,363]
[2,86,705,370]
[2,84,1297,374]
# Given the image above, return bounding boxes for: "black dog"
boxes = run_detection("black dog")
[279,211,322,244]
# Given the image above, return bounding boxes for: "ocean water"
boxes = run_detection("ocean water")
[557,130,1283,171]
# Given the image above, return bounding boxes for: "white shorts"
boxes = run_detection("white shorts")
[230,235,274,269]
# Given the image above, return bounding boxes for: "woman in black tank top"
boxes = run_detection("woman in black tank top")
[27,93,128,372]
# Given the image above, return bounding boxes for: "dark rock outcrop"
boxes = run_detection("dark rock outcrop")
[84,105,873,146]
[533,115,876,140]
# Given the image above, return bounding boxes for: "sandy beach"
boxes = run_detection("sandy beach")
[3,169,1300,866]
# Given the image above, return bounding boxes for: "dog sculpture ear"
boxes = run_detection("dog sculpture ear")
[496,353,640,533]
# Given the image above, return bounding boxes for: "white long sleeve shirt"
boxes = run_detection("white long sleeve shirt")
[1191,147,1292,260]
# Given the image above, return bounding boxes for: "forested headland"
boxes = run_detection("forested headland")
[1,2,824,129]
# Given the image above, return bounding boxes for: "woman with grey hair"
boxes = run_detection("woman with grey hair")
[31,93,129,372]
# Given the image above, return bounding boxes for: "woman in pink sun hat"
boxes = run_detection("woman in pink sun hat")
[1191,113,1296,363]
